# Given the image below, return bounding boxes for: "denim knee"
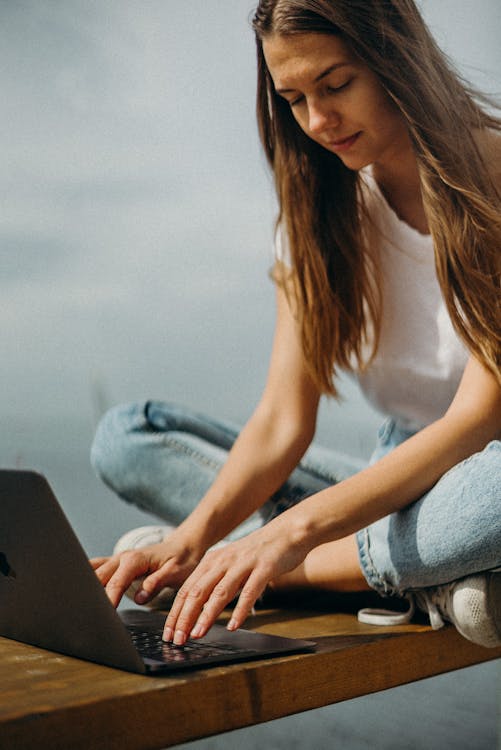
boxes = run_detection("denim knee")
[358,439,501,596]
[91,401,236,523]
[90,402,148,489]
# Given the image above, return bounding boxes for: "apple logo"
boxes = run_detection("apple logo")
[0,552,16,580]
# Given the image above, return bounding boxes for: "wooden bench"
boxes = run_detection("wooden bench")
[1,593,499,750]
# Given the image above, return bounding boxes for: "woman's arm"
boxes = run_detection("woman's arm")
[164,354,501,643]
[171,283,321,550]
[92,283,322,606]
[271,354,501,546]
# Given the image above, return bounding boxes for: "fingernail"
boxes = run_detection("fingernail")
[227,619,238,631]
[190,624,203,638]
[174,630,185,646]
[163,627,173,642]
[135,591,149,604]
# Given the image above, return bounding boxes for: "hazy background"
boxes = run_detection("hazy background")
[1,1,500,748]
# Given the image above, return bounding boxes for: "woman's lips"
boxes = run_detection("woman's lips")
[326,132,361,152]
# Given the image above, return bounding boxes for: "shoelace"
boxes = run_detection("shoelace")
[358,570,501,637]
[414,588,450,630]
[357,594,415,626]
[357,589,449,630]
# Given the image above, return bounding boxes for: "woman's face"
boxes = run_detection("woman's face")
[263,32,411,172]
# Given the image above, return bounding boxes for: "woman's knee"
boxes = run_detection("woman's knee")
[90,402,148,485]
[439,439,500,503]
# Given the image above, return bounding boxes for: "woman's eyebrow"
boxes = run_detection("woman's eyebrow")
[276,62,351,94]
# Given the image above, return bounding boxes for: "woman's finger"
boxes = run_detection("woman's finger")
[226,569,269,631]
[104,551,151,607]
[141,556,189,595]
[92,556,121,586]
[187,569,248,639]
[163,563,230,644]
[133,557,189,605]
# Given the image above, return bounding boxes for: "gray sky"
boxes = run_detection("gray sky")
[2,1,274,420]
[2,1,500,452]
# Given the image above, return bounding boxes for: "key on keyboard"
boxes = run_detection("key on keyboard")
[127,625,252,663]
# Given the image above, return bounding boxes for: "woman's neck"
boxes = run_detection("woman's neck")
[372,150,430,236]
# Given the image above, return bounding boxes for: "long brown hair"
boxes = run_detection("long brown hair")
[252,0,501,396]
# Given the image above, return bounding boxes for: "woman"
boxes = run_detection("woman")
[90,0,501,648]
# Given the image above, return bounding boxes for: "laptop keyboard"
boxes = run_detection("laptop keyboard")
[126,625,255,664]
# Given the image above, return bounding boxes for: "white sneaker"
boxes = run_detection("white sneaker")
[414,572,501,648]
[113,525,177,610]
[358,572,501,648]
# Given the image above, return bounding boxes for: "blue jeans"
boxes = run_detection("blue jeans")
[91,401,501,597]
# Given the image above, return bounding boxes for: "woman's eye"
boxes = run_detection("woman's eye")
[327,79,352,94]
[286,78,352,108]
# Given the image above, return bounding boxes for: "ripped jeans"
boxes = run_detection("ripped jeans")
[91,401,501,597]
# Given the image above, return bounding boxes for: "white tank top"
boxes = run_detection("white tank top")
[356,172,469,430]
[274,173,469,430]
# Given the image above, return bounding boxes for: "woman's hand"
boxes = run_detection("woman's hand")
[90,530,204,609]
[163,516,311,645]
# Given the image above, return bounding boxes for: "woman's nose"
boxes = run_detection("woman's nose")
[308,100,340,135]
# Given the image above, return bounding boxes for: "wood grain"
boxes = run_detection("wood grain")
[0,607,499,750]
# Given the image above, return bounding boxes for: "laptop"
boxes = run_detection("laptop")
[0,470,315,674]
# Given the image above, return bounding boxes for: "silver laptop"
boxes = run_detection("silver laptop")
[0,470,315,674]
